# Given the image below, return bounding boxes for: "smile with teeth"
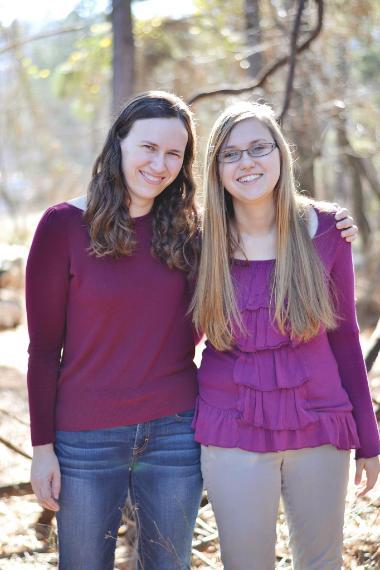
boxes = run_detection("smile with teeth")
[140,170,165,185]
[237,173,263,184]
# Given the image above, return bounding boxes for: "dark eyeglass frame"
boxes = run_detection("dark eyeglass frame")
[217,142,278,163]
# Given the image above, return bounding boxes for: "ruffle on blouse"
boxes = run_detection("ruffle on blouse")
[233,272,307,352]
[194,260,360,452]
[233,345,315,430]
[193,396,360,453]
[233,345,309,391]
[232,284,317,430]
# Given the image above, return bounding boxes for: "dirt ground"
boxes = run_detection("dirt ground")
[0,323,379,569]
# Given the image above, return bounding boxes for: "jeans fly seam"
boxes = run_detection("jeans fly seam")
[132,422,150,457]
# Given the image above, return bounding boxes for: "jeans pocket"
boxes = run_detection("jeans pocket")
[174,408,195,422]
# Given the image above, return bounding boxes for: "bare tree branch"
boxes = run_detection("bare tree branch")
[187,0,324,106]
[0,26,88,57]
[0,436,32,460]
[0,408,29,426]
[279,0,306,122]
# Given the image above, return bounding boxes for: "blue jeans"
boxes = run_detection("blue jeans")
[55,410,202,570]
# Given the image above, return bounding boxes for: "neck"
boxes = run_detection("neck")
[233,196,276,236]
[128,198,154,218]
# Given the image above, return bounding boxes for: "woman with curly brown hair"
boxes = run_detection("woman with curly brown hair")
[26,91,357,570]
[26,91,202,570]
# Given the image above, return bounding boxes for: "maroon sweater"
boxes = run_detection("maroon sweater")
[26,203,198,446]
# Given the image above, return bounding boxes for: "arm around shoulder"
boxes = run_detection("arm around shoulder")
[327,238,380,459]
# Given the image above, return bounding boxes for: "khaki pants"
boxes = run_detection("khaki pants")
[201,444,350,570]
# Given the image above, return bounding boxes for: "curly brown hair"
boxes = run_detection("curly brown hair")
[84,91,200,277]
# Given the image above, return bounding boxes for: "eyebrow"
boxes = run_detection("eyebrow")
[223,138,271,149]
[140,140,184,154]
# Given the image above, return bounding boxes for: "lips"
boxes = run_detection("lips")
[237,173,263,184]
[139,170,165,185]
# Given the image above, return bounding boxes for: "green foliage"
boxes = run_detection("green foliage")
[53,22,112,120]
[1,0,379,226]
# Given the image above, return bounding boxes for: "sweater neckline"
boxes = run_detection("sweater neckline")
[66,200,153,226]
[132,210,153,225]
[231,207,333,264]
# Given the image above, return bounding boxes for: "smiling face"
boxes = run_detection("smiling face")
[120,117,188,215]
[218,118,280,207]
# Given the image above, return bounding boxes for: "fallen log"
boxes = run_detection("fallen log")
[0,290,22,330]
[0,481,32,498]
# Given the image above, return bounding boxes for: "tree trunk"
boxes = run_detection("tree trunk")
[365,317,380,373]
[289,85,317,197]
[112,0,135,117]
[336,118,371,247]
[245,0,262,78]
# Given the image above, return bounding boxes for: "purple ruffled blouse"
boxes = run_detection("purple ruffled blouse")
[193,209,380,459]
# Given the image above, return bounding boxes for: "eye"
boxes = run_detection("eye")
[224,151,239,160]
[252,144,266,152]
[142,144,155,151]
[168,151,181,158]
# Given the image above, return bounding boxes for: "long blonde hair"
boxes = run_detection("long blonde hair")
[192,101,336,351]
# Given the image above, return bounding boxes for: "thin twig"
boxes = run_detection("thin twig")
[0,408,29,426]
[0,25,89,56]
[0,436,32,460]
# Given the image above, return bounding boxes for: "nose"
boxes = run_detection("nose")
[240,149,256,168]
[150,152,167,173]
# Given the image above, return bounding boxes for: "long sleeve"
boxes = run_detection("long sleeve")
[26,207,70,446]
[327,238,380,459]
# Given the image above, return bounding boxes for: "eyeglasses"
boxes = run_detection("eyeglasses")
[217,142,277,163]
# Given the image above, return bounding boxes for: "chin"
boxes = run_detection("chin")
[244,189,272,202]
[139,187,165,199]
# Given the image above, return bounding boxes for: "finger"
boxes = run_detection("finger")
[357,480,373,497]
[335,208,349,220]
[35,480,60,511]
[362,469,378,494]
[38,487,60,511]
[336,217,354,229]
[34,490,60,511]
[354,462,364,485]
[340,226,358,238]
[38,499,60,512]
[52,471,61,501]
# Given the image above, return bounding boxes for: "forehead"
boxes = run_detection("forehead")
[226,118,273,146]
[127,117,188,147]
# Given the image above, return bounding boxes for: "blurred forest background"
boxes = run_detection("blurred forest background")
[0,0,379,568]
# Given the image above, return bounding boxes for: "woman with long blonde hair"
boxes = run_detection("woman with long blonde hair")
[192,101,379,569]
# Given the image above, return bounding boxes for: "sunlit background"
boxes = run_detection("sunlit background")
[0,1,379,568]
